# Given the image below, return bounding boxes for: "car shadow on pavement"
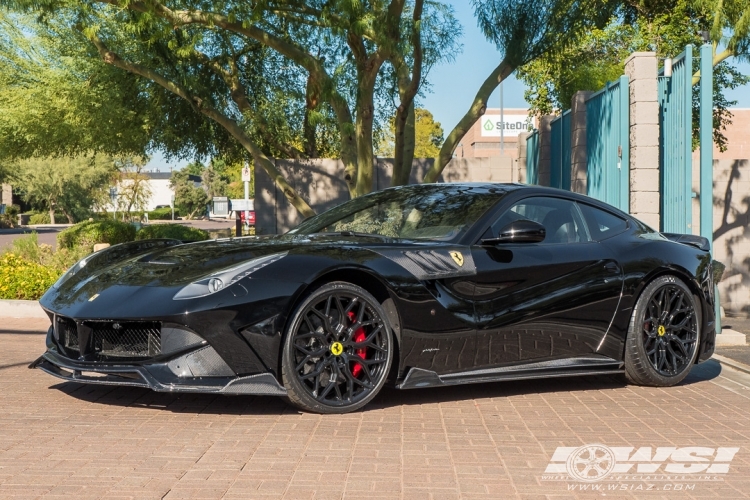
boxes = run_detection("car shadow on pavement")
[48,360,723,415]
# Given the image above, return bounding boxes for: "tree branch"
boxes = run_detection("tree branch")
[392,0,424,186]
[424,58,514,183]
[87,32,315,217]
[96,0,359,194]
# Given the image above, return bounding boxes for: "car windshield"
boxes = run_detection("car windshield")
[287,184,507,241]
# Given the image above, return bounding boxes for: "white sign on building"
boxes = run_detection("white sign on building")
[480,115,533,137]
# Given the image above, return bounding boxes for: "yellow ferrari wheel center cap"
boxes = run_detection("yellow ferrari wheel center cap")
[658,325,666,336]
[330,342,344,356]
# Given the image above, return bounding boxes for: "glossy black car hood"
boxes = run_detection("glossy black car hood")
[50,234,440,291]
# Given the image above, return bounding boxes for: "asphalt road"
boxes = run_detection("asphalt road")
[0,227,65,250]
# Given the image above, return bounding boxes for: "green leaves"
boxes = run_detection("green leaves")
[170,169,210,219]
[13,155,118,223]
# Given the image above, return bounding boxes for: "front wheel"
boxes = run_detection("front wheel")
[281,282,393,414]
[624,275,700,386]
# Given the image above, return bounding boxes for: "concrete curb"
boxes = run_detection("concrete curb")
[713,354,750,376]
[0,300,47,319]
[716,329,747,346]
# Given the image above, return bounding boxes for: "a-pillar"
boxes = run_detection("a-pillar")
[570,91,593,194]
[537,115,555,186]
[624,52,660,229]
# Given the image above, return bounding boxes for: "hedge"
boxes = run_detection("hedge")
[0,254,61,300]
[57,219,137,251]
[148,207,180,220]
[27,212,67,225]
[136,224,209,242]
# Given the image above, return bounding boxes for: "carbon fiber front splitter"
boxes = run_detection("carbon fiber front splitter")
[30,351,287,396]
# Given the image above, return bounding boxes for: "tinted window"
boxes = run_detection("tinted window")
[288,185,507,241]
[493,197,589,244]
[577,203,628,241]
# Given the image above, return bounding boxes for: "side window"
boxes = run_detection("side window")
[577,203,628,241]
[493,197,589,244]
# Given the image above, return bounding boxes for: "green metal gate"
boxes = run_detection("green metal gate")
[658,46,693,233]
[585,75,630,211]
[550,110,571,189]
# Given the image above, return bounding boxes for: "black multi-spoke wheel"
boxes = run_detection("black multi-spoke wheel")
[281,282,393,413]
[624,275,700,386]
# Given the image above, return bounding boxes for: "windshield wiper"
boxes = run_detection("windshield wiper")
[311,231,392,240]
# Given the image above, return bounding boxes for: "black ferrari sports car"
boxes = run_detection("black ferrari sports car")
[31,183,716,413]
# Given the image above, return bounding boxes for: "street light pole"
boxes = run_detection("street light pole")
[500,81,504,157]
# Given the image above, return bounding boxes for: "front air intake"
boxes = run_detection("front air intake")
[90,321,161,358]
[56,317,162,359]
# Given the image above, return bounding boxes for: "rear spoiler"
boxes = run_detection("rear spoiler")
[662,233,710,252]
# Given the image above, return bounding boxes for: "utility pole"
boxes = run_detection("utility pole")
[242,160,251,235]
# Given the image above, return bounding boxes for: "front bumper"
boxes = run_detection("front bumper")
[30,349,286,396]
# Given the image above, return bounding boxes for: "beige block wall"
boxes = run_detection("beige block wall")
[256,158,515,235]
[693,158,750,317]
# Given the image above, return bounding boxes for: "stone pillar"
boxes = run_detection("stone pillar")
[1,184,11,206]
[625,52,660,229]
[570,91,593,194]
[537,115,555,186]
[517,132,529,183]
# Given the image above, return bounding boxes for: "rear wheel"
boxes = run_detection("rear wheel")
[281,282,393,414]
[624,275,700,386]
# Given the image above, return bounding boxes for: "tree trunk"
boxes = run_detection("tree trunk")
[392,101,416,186]
[354,68,380,197]
[62,209,75,224]
[303,74,319,158]
[329,94,358,196]
[48,195,56,225]
[391,0,423,187]
[423,59,514,183]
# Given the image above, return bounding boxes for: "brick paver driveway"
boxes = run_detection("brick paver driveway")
[2,319,750,499]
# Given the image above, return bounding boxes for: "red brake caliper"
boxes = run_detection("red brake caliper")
[347,311,367,377]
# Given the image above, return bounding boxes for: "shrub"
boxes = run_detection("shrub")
[148,207,180,220]
[136,224,210,242]
[57,219,137,251]
[0,205,20,228]
[10,233,90,272]
[29,213,50,225]
[0,253,61,300]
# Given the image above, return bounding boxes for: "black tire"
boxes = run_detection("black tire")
[281,282,393,414]
[624,275,700,386]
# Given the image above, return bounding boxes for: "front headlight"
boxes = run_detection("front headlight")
[173,252,287,300]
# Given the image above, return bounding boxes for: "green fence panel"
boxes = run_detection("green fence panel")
[526,130,539,185]
[585,75,630,211]
[550,110,572,190]
[659,45,693,233]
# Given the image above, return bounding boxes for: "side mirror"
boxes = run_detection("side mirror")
[482,219,546,245]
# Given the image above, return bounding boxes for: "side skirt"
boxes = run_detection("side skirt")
[396,355,624,389]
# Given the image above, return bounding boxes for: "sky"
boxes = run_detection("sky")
[147,1,750,171]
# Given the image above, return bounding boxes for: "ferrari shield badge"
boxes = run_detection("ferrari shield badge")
[449,251,464,267]
[330,341,344,356]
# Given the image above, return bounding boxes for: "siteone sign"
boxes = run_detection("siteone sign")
[480,115,533,137]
